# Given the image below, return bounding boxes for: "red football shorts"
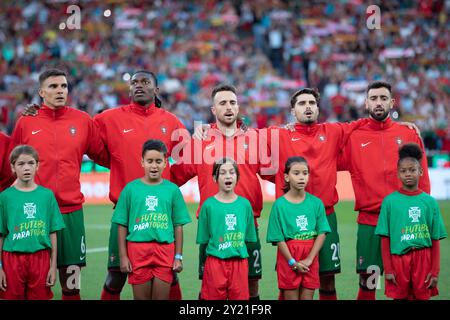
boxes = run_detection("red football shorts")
[127,241,174,285]
[385,247,438,300]
[201,256,249,300]
[0,249,53,300]
[277,239,320,290]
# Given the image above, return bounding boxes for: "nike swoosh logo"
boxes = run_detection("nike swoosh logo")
[32,130,42,135]
[334,263,340,268]
[255,268,261,274]
[80,255,86,261]
[123,129,134,133]
[291,137,301,141]
[361,142,371,147]
[205,144,215,150]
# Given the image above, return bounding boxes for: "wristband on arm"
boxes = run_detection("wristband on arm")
[288,258,296,267]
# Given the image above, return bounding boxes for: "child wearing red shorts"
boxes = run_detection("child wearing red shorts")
[196,157,257,300]
[267,156,330,300]
[0,145,65,300]
[375,143,447,300]
[112,139,191,300]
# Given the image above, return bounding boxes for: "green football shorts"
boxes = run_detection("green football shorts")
[107,222,120,269]
[356,224,383,274]
[318,212,341,274]
[56,209,87,268]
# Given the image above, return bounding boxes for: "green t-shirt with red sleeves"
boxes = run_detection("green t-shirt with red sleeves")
[0,186,65,253]
[112,179,191,243]
[196,196,257,259]
[266,193,331,244]
[375,191,447,255]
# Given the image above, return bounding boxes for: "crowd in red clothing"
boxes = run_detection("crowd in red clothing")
[0,0,449,154]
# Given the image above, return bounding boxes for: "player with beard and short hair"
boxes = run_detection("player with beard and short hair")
[265,88,368,300]
[338,81,430,300]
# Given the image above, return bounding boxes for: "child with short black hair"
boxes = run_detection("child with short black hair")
[112,139,191,300]
[375,143,447,300]
[0,145,65,300]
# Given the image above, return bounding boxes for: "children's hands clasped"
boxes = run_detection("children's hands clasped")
[292,258,312,273]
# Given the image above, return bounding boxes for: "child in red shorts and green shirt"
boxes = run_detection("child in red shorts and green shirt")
[375,143,447,300]
[197,157,257,300]
[0,145,65,300]
[267,156,330,300]
[112,139,191,300]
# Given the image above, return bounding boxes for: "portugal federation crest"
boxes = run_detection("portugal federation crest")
[69,126,77,136]
[225,214,237,231]
[24,203,36,219]
[408,206,421,223]
[145,196,158,211]
[296,215,308,231]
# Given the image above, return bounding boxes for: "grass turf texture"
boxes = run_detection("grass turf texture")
[51,201,450,300]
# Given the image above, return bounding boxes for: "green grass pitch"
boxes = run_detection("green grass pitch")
[51,201,450,300]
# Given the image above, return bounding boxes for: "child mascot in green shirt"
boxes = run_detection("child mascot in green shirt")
[0,145,65,300]
[267,156,330,300]
[196,157,257,300]
[112,139,191,300]
[375,143,447,300]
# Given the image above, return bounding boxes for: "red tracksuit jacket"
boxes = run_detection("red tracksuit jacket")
[267,119,367,215]
[338,117,430,226]
[0,132,14,191]
[93,102,185,205]
[11,105,108,213]
[170,124,270,224]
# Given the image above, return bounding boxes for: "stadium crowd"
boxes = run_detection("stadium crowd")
[0,0,449,153]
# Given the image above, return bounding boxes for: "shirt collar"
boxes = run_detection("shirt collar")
[294,122,318,135]
[129,101,156,116]
[41,104,68,117]
[367,116,393,130]
[398,188,423,196]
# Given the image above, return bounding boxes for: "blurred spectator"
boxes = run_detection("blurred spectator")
[0,0,448,161]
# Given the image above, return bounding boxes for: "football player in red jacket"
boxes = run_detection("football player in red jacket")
[11,69,109,300]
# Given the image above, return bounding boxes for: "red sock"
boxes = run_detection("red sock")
[101,288,120,301]
[62,293,81,300]
[357,288,376,300]
[169,282,182,300]
[319,291,337,300]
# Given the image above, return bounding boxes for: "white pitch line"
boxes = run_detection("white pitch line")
[86,247,108,254]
